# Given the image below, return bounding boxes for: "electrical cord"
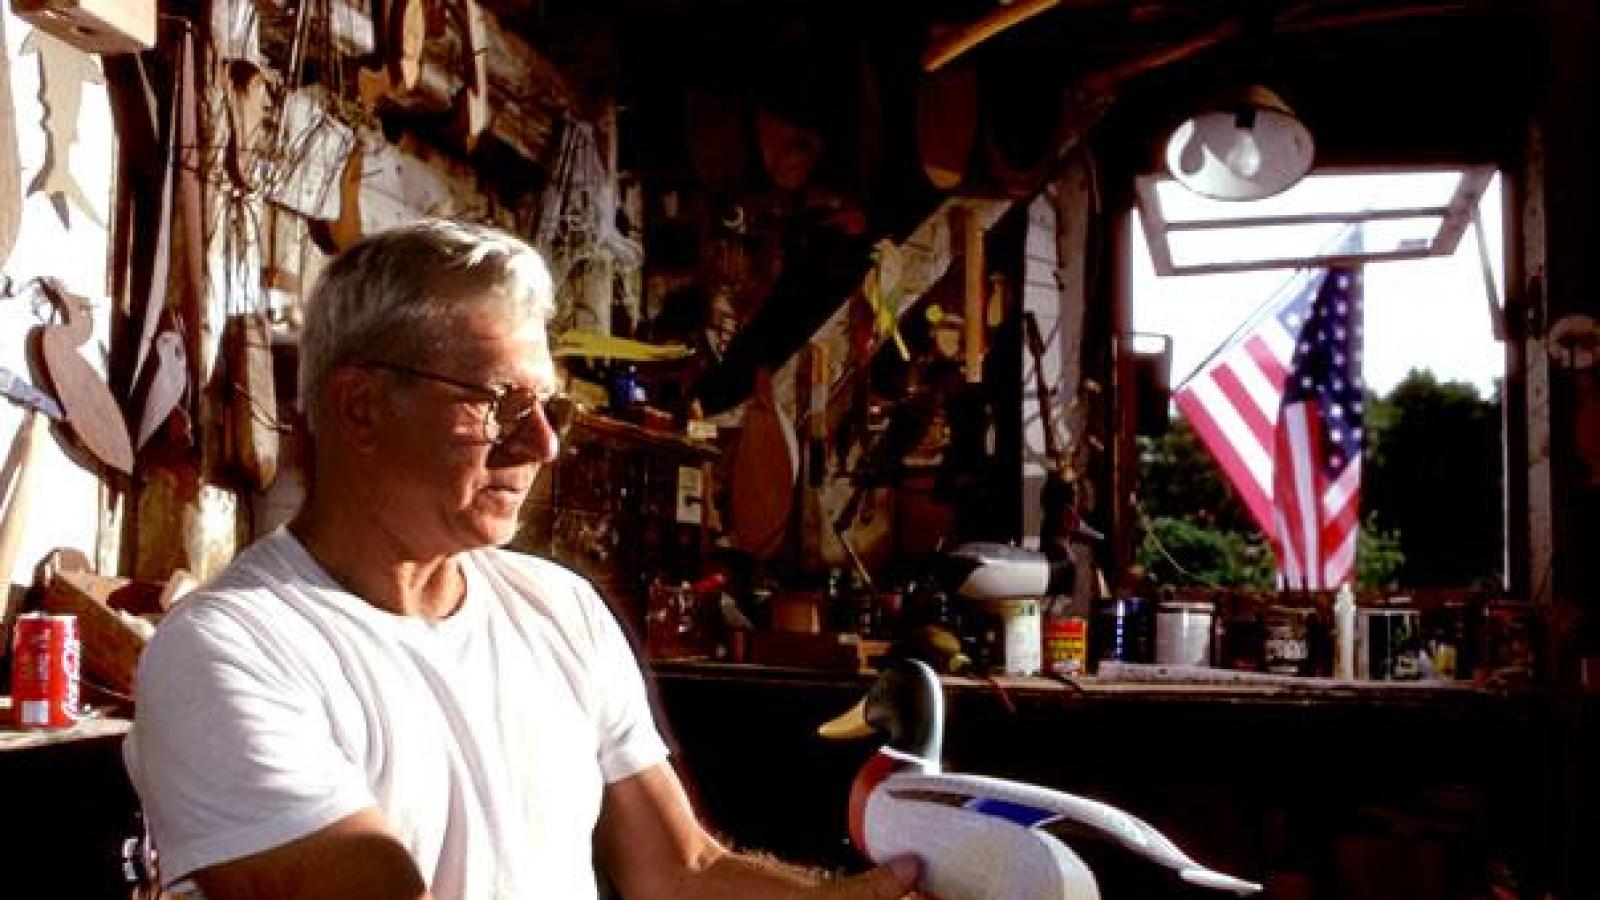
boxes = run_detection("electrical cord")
[1131,493,1221,588]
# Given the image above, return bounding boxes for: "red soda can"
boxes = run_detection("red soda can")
[10,612,81,730]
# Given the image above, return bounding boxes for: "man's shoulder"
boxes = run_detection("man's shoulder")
[473,546,593,596]
[469,547,619,636]
[149,532,322,650]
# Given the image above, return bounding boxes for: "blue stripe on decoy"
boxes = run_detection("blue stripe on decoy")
[965,798,1058,828]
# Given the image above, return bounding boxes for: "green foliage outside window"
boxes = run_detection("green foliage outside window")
[1135,371,1498,590]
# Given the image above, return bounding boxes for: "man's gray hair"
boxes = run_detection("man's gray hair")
[298,219,555,434]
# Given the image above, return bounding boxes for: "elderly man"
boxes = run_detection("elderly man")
[124,220,922,900]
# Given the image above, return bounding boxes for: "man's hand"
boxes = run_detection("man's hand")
[803,857,931,900]
[597,764,934,900]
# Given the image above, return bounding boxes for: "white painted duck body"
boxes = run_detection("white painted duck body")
[821,659,1262,900]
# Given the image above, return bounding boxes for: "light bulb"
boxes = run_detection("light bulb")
[1224,126,1263,179]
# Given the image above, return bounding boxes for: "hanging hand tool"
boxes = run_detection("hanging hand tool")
[805,342,829,487]
[0,367,65,636]
[1023,311,1101,559]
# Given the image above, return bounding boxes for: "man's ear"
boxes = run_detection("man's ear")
[322,366,386,452]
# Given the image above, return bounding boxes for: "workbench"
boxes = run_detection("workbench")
[0,701,140,897]
[648,661,1574,900]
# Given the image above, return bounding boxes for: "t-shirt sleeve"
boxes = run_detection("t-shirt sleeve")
[125,602,374,884]
[577,580,670,783]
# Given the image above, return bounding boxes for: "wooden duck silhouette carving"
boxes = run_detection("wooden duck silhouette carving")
[37,280,133,474]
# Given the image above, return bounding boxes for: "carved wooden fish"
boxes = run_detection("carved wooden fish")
[0,14,22,263]
[21,28,104,229]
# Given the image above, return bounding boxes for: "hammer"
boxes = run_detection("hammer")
[0,366,65,638]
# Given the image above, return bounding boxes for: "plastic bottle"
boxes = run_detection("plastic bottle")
[1334,584,1357,679]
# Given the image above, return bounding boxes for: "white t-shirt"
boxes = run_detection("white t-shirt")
[123,529,669,899]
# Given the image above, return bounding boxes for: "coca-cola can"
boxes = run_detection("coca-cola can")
[10,612,81,730]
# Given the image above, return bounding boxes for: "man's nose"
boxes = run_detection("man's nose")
[495,407,561,464]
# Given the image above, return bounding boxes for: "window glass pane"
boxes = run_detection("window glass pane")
[1168,217,1443,268]
[1154,171,1465,223]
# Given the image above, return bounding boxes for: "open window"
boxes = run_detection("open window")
[1130,167,1507,593]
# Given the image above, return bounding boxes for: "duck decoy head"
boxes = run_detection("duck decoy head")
[818,658,944,764]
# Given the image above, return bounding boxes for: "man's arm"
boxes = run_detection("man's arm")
[188,808,429,900]
[595,763,922,900]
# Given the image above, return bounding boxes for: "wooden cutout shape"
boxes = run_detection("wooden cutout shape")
[36,281,133,474]
[916,66,977,190]
[0,14,21,265]
[357,0,427,111]
[134,330,187,451]
[308,141,364,254]
[450,0,490,149]
[21,28,104,229]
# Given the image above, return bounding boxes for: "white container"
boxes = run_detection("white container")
[1333,585,1357,679]
[975,596,1042,676]
[1155,601,1214,666]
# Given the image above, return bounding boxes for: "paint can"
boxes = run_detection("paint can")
[1091,595,1152,669]
[1042,613,1088,677]
[1155,601,1214,666]
[1357,606,1422,680]
[1263,606,1316,676]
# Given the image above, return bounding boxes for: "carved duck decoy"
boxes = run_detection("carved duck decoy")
[819,659,1262,900]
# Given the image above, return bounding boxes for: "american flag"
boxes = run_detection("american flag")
[1173,262,1365,588]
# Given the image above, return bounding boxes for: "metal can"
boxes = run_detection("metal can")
[10,612,81,730]
[1091,596,1152,669]
[1155,601,1214,666]
[1263,606,1316,675]
[1043,614,1088,677]
[1357,607,1422,680]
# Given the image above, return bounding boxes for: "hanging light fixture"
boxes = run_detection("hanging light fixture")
[1164,85,1315,201]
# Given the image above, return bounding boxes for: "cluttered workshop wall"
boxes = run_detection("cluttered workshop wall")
[111,0,600,579]
[0,6,118,593]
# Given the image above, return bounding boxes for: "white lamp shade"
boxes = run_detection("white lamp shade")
[1164,86,1315,201]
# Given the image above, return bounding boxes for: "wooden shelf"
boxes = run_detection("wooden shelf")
[647,658,1534,711]
[0,698,131,753]
[572,409,720,459]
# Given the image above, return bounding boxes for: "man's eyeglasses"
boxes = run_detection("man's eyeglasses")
[360,360,577,444]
